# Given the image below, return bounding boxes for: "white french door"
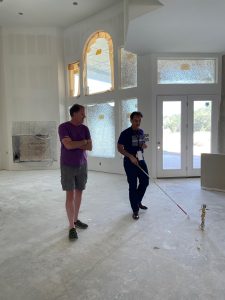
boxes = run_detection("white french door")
[156,95,219,177]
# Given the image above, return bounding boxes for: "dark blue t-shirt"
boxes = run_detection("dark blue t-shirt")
[118,127,145,158]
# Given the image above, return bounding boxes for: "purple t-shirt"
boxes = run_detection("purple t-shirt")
[58,121,91,167]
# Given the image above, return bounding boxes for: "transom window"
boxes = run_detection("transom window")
[157,59,217,84]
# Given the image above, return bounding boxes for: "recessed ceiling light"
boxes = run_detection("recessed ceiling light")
[73,2,78,5]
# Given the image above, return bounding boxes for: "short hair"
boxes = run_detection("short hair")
[70,104,84,117]
[130,111,143,120]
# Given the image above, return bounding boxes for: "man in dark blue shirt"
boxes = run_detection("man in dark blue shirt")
[117,111,149,220]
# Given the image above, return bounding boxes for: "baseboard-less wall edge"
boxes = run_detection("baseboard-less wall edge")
[201,186,225,193]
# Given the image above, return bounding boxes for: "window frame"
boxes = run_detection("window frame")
[68,61,80,97]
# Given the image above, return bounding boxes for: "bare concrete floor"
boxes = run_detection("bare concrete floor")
[0,170,225,300]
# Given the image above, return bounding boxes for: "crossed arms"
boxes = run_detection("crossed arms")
[62,136,92,151]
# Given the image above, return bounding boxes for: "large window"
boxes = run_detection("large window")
[83,32,114,95]
[68,62,80,97]
[121,98,138,130]
[86,102,115,158]
[157,59,217,84]
[120,48,137,89]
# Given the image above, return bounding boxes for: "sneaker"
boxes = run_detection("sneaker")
[69,228,78,240]
[139,203,148,210]
[132,212,139,220]
[75,219,88,229]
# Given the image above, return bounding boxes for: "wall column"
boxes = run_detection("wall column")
[219,55,225,153]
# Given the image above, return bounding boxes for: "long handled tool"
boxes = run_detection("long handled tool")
[137,164,190,218]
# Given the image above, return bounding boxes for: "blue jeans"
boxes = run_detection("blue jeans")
[124,158,149,213]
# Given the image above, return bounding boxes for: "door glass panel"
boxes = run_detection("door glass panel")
[162,101,181,169]
[193,101,212,168]
[121,98,137,130]
[86,102,115,158]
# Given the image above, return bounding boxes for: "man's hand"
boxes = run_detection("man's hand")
[129,155,139,165]
[142,143,148,149]
[117,144,139,165]
[79,139,92,151]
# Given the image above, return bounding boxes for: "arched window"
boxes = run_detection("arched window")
[83,31,114,95]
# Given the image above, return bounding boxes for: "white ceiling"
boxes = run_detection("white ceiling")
[126,0,225,54]
[1,0,225,53]
[0,0,121,28]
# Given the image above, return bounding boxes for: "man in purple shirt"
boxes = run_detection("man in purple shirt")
[58,104,92,240]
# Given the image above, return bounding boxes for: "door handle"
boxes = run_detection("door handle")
[157,142,161,150]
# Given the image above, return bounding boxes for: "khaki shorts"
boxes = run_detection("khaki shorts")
[60,164,87,191]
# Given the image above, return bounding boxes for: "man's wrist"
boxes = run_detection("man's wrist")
[126,153,132,159]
